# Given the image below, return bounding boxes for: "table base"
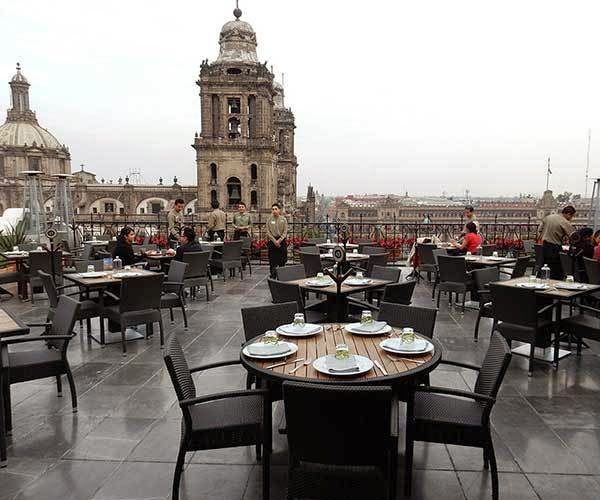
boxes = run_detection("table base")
[511,344,571,362]
[90,328,145,345]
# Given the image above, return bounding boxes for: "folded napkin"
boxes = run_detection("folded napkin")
[247,342,290,356]
[353,321,387,333]
[382,338,427,352]
[279,323,320,335]
[326,354,359,371]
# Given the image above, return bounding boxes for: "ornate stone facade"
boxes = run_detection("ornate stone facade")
[193,7,297,216]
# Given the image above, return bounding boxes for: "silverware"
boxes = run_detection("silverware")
[266,357,304,370]
[373,359,388,376]
[385,354,425,365]
[289,359,312,374]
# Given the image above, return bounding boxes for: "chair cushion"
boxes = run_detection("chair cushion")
[160,292,181,307]
[8,349,64,383]
[414,392,484,427]
[9,349,62,368]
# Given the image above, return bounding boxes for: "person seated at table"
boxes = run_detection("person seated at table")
[175,227,203,261]
[571,227,594,258]
[449,222,481,255]
[112,227,144,266]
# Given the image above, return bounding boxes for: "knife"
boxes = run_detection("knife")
[328,366,360,373]
[373,359,388,376]
[265,357,304,369]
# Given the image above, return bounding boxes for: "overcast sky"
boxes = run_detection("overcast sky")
[2,0,599,198]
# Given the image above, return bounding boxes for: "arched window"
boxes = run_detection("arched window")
[250,163,257,181]
[250,190,258,208]
[210,163,217,182]
[226,177,242,207]
[210,189,218,205]
[228,117,241,138]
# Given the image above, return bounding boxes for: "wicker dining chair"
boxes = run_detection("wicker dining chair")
[416,243,438,281]
[366,253,389,276]
[508,256,531,279]
[471,267,499,342]
[26,251,63,303]
[163,335,272,500]
[430,248,448,299]
[267,278,326,322]
[241,301,299,389]
[490,282,557,375]
[38,270,104,338]
[436,256,473,311]
[365,265,401,304]
[1,295,81,438]
[362,246,387,255]
[102,273,165,355]
[276,264,306,282]
[559,252,575,280]
[378,303,437,339]
[405,333,512,500]
[182,251,212,300]
[380,281,417,306]
[211,241,244,281]
[283,381,398,500]
[160,260,188,329]
[299,251,323,278]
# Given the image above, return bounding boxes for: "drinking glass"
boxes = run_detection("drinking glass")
[566,275,575,283]
[316,272,324,281]
[355,271,364,279]
[326,239,331,244]
[353,249,358,253]
[87,265,95,273]
[360,310,373,324]
[12,246,18,252]
[401,327,415,343]
[492,251,499,258]
[292,313,305,328]
[466,251,472,256]
[263,330,279,344]
[334,343,350,360]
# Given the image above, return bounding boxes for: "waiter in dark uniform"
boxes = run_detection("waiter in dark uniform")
[266,202,288,278]
[539,205,576,279]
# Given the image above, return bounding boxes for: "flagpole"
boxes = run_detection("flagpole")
[546,157,551,191]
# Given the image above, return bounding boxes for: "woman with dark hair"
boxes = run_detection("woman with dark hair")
[451,222,482,255]
[112,226,144,266]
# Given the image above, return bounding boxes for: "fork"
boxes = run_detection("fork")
[289,359,312,374]
[385,354,425,365]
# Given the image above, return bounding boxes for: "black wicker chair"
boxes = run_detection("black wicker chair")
[211,241,244,281]
[163,335,271,500]
[267,278,326,322]
[405,333,512,499]
[241,302,299,389]
[380,281,417,306]
[436,256,473,311]
[160,260,188,329]
[560,301,600,355]
[38,270,104,338]
[362,246,387,255]
[276,264,306,282]
[480,244,496,256]
[283,381,398,500]
[506,256,531,279]
[490,282,557,375]
[365,265,401,304]
[182,251,212,300]
[533,244,544,276]
[240,236,253,275]
[559,252,576,280]
[366,253,389,276]
[1,296,81,440]
[471,267,499,342]
[26,251,64,304]
[416,243,438,281]
[102,273,165,355]
[378,303,437,338]
[299,251,322,278]
[430,248,448,299]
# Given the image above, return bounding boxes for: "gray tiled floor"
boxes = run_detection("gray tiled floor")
[2,265,600,499]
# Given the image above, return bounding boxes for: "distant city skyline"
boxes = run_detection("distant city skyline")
[2,0,599,197]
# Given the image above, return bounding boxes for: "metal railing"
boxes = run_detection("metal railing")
[72,213,543,264]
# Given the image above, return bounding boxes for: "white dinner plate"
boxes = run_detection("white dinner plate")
[242,341,298,360]
[486,256,505,261]
[344,323,392,336]
[516,282,549,290]
[305,279,334,287]
[276,324,323,337]
[379,338,434,355]
[555,283,587,290]
[344,278,372,286]
[113,272,142,278]
[313,355,373,376]
[79,271,108,278]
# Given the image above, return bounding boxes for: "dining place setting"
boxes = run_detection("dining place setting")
[241,310,437,380]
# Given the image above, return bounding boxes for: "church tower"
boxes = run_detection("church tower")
[193,4,297,216]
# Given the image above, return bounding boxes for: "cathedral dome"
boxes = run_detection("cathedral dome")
[216,8,258,64]
[10,63,28,84]
[0,121,62,149]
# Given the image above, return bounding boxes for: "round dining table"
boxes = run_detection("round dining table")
[240,323,442,398]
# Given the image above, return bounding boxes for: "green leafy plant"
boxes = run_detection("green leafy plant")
[0,220,27,252]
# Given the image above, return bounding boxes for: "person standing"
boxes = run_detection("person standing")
[232,201,252,240]
[266,202,288,278]
[167,199,185,249]
[539,205,576,279]
[461,205,480,235]
[207,200,226,241]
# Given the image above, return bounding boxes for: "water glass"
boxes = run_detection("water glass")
[566,275,575,283]
[326,239,331,244]
[353,249,358,253]
[292,313,305,328]
[124,265,131,270]
[401,327,415,343]
[356,271,364,279]
[36,246,43,251]
[334,343,350,360]
[87,265,95,273]
[492,251,499,258]
[263,330,279,344]
[360,310,373,324]
[466,251,472,256]
[12,246,19,252]
[529,275,537,283]
[316,272,324,280]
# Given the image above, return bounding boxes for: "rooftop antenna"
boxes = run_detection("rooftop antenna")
[282,72,285,86]
[585,129,592,198]
[546,157,552,191]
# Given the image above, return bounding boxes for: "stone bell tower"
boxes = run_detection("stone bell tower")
[193,3,297,216]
